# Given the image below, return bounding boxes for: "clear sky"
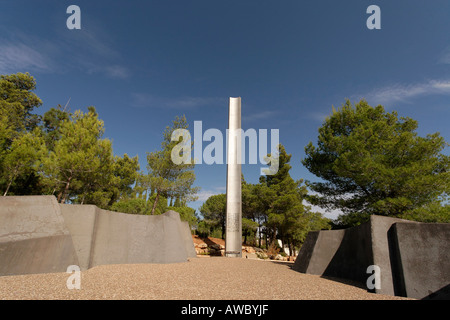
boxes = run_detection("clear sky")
[1,1,449,218]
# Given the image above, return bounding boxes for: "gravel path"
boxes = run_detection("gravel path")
[0,257,411,300]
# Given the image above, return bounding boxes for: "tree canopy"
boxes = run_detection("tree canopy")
[199,193,227,239]
[302,99,449,226]
[146,115,199,214]
[0,72,198,226]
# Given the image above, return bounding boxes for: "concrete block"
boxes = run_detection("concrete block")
[0,196,70,242]
[293,220,373,285]
[389,222,450,299]
[179,220,197,258]
[161,210,190,263]
[1,196,197,276]
[0,235,78,276]
[322,222,372,285]
[293,214,449,299]
[0,196,79,276]
[60,204,97,270]
[369,215,411,295]
[69,207,190,267]
[292,231,319,273]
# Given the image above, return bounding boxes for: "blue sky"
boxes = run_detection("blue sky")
[1,1,449,218]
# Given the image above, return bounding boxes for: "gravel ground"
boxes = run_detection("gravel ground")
[0,257,412,300]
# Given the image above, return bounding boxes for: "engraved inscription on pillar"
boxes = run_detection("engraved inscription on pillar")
[227,214,240,232]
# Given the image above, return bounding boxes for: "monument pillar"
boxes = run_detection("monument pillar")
[225,97,242,258]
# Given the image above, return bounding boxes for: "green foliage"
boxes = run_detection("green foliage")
[195,220,212,238]
[110,194,168,215]
[242,217,259,245]
[41,107,114,204]
[146,115,199,214]
[1,128,47,196]
[106,154,140,205]
[0,73,44,195]
[303,99,450,226]
[111,198,148,215]
[168,206,198,230]
[199,193,226,239]
[38,106,139,207]
[0,72,42,133]
[41,105,71,151]
[259,144,311,247]
[400,200,450,223]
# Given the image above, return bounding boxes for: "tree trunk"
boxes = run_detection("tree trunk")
[3,179,13,196]
[265,233,268,249]
[292,241,296,257]
[150,192,160,215]
[221,220,225,240]
[3,170,18,196]
[271,226,277,248]
[258,226,261,247]
[61,177,72,204]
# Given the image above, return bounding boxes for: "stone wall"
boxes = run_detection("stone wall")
[0,196,196,276]
[293,215,450,299]
[0,196,79,276]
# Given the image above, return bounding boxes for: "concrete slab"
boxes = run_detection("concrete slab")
[179,220,197,258]
[60,204,97,270]
[389,222,450,299]
[0,235,78,276]
[0,196,79,276]
[293,214,449,299]
[1,196,197,276]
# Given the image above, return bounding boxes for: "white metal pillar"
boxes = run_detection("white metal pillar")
[225,97,242,258]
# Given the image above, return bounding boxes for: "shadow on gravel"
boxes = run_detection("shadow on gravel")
[268,260,297,268]
[319,275,367,289]
[275,260,367,290]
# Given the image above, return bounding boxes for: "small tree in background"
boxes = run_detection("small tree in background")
[2,128,47,196]
[146,115,199,214]
[0,72,43,195]
[200,193,226,239]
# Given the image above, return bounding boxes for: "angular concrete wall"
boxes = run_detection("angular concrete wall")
[389,222,450,299]
[322,221,373,285]
[59,204,97,270]
[180,220,197,259]
[1,196,196,276]
[60,207,196,268]
[293,215,450,299]
[0,196,79,276]
[293,216,403,293]
[294,229,345,275]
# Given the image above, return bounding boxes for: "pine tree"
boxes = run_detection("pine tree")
[303,99,450,226]
[2,128,47,196]
[146,115,199,214]
[42,107,113,204]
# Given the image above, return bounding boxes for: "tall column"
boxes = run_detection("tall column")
[225,97,242,258]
